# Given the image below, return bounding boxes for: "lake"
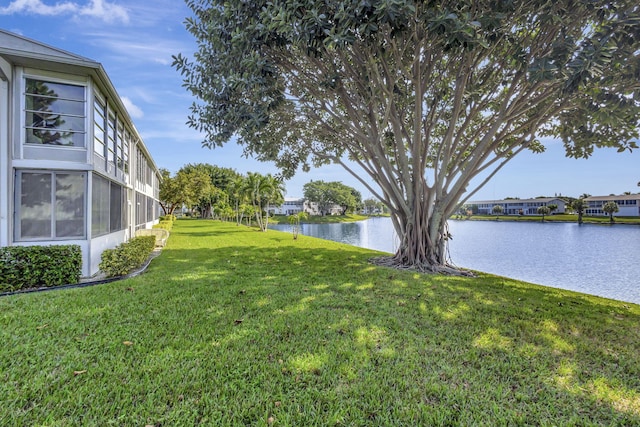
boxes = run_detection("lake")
[272,217,640,305]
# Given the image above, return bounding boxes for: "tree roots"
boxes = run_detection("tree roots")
[370,256,475,277]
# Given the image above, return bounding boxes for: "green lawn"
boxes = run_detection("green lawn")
[461,214,640,224]
[1,220,639,426]
[267,213,369,225]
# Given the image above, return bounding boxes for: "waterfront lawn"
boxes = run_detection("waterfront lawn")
[1,220,639,426]
[463,214,640,224]
[268,213,369,225]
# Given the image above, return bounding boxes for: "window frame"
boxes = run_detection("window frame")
[15,170,87,241]
[23,74,88,148]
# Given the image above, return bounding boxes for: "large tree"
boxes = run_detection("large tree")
[175,0,640,273]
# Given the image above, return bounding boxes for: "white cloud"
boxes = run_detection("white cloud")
[121,96,144,119]
[0,0,129,24]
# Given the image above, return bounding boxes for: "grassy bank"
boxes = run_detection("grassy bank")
[1,220,639,425]
[460,214,640,224]
[267,213,369,225]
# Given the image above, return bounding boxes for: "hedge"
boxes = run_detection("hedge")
[153,220,173,231]
[99,236,156,278]
[0,245,82,292]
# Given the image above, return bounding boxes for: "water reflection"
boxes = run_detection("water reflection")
[273,217,640,304]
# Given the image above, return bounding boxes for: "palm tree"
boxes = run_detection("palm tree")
[230,176,249,226]
[547,203,558,215]
[244,173,285,231]
[491,205,503,219]
[571,198,587,225]
[537,206,550,222]
[602,201,619,224]
[262,174,286,231]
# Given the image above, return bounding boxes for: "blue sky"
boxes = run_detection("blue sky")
[1,0,638,200]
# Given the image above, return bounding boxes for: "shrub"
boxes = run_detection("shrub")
[0,245,82,292]
[99,236,156,278]
[160,214,177,222]
[153,220,173,231]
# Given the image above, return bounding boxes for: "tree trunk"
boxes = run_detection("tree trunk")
[374,198,468,276]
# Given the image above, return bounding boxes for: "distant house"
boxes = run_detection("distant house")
[271,198,307,215]
[468,197,567,215]
[584,194,640,217]
[0,30,161,277]
[271,198,342,216]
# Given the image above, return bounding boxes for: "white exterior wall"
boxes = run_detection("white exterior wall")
[0,58,10,248]
[0,30,161,279]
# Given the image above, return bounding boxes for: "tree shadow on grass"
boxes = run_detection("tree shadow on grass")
[130,224,640,425]
[2,221,638,425]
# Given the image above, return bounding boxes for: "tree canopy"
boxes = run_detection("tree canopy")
[303,180,362,215]
[175,0,640,273]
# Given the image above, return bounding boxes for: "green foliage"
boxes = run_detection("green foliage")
[602,201,620,223]
[0,245,81,292]
[153,220,173,231]
[160,214,177,222]
[159,167,212,216]
[491,205,504,216]
[303,180,362,215]
[571,198,588,224]
[244,172,286,231]
[98,236,156,278]
[363,197,386,215]
[537,205,551,221]
[288,211,308,239]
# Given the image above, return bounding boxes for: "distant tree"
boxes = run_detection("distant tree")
[623,191,632,195]
[303,181,360,215]
[363,198,385,215]
[571,198,588,225]
[492,205,504,217]
[159,168,209,216]
[580,193,592,199]
[602,201,619,223]
[159,168,184,216]
[181,163,240,218]
[245,172,285,231]
[230,176,249,226]
[547,203,558,215]
[537,206,551,222]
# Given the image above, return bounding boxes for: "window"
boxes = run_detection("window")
[92,174,126,237]
[117,122,125,173]
[25,78,85,147]
[123,131,131,175]
[94,93,106,156]
[17,171,85,240]
[107,110,116,166]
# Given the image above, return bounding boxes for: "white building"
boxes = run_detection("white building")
[271,197,342,216]
[469,197,567,215]
[271,197,307,215]
[0,30,161,277]
[584,194,640,217]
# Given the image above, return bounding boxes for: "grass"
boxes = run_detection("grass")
[267,213,369,225]
[1,219,639,426]
[460,214,640,224]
